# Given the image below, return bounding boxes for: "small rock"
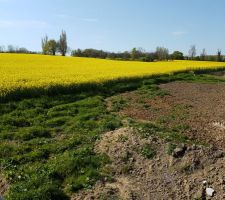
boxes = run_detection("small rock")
[104,177,108,182]
[206,188,215,197]
[203,180,208,186]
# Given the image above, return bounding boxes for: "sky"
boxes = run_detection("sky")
[0,0,225,55]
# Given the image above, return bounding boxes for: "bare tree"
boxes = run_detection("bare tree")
[58,30,68,56]
[41,35,49,55]
[0,46,5,52]
[156,47,169,61]
[8,45,16,53]
[217,49,222,62]
[18,47,29,53]
[200,48,207,61]
[188,45,196,60]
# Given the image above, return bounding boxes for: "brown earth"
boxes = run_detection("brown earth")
[72,128,225,200]
[121,82,225,148]
[72,81,225,200]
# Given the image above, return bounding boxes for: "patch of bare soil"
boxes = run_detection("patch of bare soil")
[161,82,225,148]
[72,82,225,200]
[121,82,225,148]
[72,128,225,200]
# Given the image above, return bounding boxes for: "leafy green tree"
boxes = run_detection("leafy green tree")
[131,48,138,60]
[171,51,184,60]
[47,40,58,55]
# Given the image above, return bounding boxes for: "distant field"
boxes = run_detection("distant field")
[1,53,225,100]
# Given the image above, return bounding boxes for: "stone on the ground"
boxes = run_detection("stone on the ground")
[203,180,207,185]
[206,187,215,197]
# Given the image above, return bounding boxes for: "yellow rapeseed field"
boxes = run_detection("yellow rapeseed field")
[0,53,225,99]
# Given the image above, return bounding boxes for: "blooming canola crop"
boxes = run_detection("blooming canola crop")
[1,53,225,99]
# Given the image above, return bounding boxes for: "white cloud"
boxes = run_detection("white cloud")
[0,20,48,29]
[172,31,187,36]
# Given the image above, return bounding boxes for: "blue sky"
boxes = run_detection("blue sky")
[0,0,224,55]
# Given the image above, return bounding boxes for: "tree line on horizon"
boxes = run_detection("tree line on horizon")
[0,30,224,62]
[71,46,225,62]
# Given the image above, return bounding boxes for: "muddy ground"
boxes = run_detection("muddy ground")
[73,81,225,200]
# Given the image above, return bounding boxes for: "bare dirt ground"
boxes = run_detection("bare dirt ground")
[73,81,225,200]
[122,82,225,148]
[72,128,225,200]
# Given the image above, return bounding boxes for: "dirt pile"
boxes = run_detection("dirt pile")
[72,127,225,200]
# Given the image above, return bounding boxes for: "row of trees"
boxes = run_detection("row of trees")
[41,30,68,56]
[71,47,182,61]
[0,45,35,54]
[71,46,224,62]
[188,45,224,61]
